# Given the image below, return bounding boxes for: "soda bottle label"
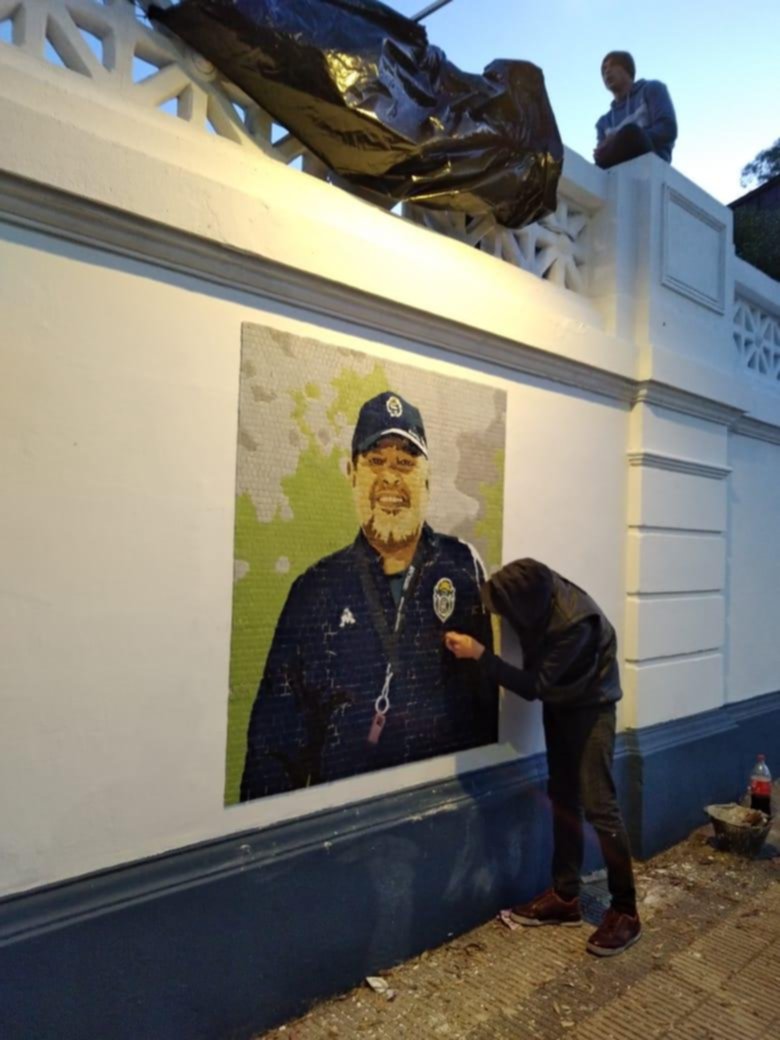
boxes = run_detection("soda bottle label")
[751,779,772,797]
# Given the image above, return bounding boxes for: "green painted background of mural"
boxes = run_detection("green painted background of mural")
[224,328,505,806]
[226,364,391,804]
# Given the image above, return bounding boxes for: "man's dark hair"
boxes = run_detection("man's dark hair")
[602,51,635,79]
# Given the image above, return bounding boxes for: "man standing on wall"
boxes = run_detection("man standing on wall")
[594,51,677,170]
[445,558,641,958]
[240,391,497,801]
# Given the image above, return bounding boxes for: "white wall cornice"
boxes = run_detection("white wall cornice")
[0,169,635,403]
[634,382,745,427]
[732,417,780,446]
[626,452,732,480]
[2,168,778,443]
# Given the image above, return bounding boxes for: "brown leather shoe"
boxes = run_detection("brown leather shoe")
[510,888,583,927]
[586,908,642,956]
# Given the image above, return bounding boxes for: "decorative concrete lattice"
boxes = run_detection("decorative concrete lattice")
[0,0,591,292]
[0,0,283,156]
[734,296,780,382]
[406,197,589,293]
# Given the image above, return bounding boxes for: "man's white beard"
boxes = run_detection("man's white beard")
[364,509,421,551]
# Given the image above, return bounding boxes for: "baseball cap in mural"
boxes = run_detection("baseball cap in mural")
[351,391,428,458]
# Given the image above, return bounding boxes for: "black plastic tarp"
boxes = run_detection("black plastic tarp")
[150,0,563,228]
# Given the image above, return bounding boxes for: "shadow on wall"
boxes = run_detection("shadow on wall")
[616,729,644,857]
[327,762,554,980]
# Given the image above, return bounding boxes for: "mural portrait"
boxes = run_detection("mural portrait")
[226,324,506,804]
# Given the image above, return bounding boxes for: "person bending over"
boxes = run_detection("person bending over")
[445,558,641,958]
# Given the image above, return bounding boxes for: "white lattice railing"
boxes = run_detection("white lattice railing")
[0,0,286,155]
[0,0,593,294]
[406,198,589,292]
[734,296,780,383]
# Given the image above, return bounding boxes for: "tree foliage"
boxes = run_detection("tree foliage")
[740,138,780,188]
[733,208,780,282]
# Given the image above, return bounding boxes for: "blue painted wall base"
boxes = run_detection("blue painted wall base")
[1,691,778,1040]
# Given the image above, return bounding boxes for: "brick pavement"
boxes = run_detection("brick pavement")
[258,800,780,1040]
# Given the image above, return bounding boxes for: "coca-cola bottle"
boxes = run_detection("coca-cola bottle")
[749,754,772,816]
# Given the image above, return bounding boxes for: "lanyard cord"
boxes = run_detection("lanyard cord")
[374,663,393,716]
[356,542,425,718]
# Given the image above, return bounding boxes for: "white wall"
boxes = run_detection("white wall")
[2,0,780,900]
[0,222,630,896]
[726,433,780,702]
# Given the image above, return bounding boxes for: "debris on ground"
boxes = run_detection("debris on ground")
[496,909,519,930]
[255,784,780,1040]
[364,977,396,1001]
[705,802,772,856]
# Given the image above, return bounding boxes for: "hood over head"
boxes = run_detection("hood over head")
[481,558,554,636]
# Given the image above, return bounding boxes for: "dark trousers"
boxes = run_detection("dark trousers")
[595,124,654,170]
[543,702,637,915]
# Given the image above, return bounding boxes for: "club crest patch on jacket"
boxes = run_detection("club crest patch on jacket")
[433,576,456,622]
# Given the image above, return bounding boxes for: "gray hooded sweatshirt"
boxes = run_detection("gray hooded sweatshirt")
[479,558,622,708]
[596,78,677,162]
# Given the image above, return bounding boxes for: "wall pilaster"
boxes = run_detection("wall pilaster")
[622,401,731,728]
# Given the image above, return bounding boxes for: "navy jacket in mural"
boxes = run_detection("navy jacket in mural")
[240,524,497,799]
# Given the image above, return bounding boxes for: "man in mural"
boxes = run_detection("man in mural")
[240,391,497,800]
[445,559,640,958]
[593,51,677,170]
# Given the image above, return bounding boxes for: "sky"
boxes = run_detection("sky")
[391,0,779,204]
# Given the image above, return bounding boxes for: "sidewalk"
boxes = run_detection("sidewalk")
[257,794,780,1040]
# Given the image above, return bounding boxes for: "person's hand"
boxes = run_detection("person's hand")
[444,631,485,660]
